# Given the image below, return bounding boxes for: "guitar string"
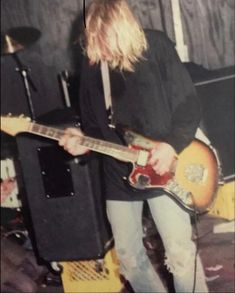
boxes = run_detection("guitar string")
[29,123,139,161]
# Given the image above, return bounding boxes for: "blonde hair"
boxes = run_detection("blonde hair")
[84,0,148,72]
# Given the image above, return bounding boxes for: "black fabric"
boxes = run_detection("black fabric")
[79,30,201,201]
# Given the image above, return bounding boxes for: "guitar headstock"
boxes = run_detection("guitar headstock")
[1,114,32,136]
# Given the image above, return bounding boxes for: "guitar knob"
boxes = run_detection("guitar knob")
[138,174,150,186]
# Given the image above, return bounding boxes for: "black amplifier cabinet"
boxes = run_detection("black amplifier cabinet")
[16,109,111,262]
[187,64,235,181]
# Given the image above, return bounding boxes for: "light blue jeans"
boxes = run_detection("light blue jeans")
[106,195,208,293]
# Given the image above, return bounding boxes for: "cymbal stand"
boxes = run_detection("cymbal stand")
[12,53,38,120]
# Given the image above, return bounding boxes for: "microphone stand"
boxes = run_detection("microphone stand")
[12,53,38,120]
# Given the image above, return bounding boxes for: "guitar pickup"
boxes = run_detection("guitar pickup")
[136,150,149,166]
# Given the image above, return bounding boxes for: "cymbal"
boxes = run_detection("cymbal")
[1,26,41,55]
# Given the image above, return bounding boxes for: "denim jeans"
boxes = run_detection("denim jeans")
[106,195,208,293]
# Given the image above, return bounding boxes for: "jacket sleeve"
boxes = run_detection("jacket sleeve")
[78,58,104,139]
[157,32,201,153]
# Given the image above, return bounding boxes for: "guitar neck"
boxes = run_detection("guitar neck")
[28,122,138,162]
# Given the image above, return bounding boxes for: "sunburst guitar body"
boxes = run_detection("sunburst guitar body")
[127,138,220,213]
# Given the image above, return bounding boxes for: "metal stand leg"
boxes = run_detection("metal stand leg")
[13,53,37,120]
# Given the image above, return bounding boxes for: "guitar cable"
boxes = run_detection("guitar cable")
[191,203,200,293]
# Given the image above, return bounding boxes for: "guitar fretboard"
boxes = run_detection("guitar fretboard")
[29,123,139,162]
[30,123,64,140]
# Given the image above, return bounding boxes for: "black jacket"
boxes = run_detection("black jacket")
[79,30,201,201]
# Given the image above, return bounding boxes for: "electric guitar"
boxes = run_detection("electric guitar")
[1,115,220,213]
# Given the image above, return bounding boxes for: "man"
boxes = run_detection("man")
[59,0,208,292]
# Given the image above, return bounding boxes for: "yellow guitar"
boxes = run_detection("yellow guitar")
[1,115,221,213]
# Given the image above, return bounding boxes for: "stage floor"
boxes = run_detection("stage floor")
[36,213,234,293]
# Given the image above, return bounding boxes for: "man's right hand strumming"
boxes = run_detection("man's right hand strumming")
[59,128,89,156]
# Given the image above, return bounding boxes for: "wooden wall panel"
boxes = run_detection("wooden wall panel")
[129,0,164,31]
[128,0,234,69]
[128,0,175,39]
[180,0,235,69]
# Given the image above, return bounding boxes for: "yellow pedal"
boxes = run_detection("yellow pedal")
[209,181,235,220]
[60,248,123,293]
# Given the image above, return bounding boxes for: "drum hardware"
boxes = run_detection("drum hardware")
[1,26,41,120]
[58,70,72,108]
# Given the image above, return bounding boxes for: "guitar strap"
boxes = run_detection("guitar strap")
[101,60,114,126]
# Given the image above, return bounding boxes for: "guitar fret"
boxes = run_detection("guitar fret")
[31,123,40,133]
[81,138,93,149]
[30,123,64,140]
[82,136,138,162]
[41,126,48,135]
[99,139,136,160]
[48,128,64,139]
[47,128,55,136]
